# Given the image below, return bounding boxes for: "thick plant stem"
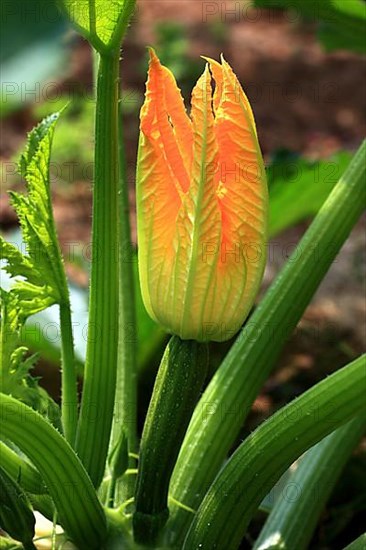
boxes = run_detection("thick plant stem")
[76,52,120,487]
[59,301,78,445]
[133,336,209,546]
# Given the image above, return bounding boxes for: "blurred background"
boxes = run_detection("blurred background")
[1,1,365,547]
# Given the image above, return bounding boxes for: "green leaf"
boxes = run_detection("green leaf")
[254,415,366,550]
[168,141,366,544]
[59,0,136,52]
[1,113,67,317]
[0,289,20,383]
[1,114,78,442]
[0,289,61,424]
[183,355,366,550]
[253,0,366,54]
[268,151,351,237]
[0,466,36,550]
[0,0,68,116]
[0,393,107,549]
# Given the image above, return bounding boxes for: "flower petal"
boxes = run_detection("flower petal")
[144,48,193,194]
[203,57,268,336]
[172,64,222,338]
[201,55,222,114]
[137,50,192,321]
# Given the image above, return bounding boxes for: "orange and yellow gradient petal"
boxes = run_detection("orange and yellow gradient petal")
[136,49,267,342]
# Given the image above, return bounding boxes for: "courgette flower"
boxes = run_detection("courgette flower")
[136,49,268,342]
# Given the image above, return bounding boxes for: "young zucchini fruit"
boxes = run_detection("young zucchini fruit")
[133,336,208,545]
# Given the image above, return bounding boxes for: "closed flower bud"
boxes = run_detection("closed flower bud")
[136,49,268,342]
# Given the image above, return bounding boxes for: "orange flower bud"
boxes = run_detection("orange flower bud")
[136,49,268,342]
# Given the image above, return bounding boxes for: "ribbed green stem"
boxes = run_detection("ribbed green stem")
[0,393,107,549]
[254,415,366,550]
[76,52,120,487]
[133,337,209,546]
[183,355,366,549]
[168,140,366,543]
[109,100,138,506]
[59,301,78,445]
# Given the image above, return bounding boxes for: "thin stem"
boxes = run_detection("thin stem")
[46,131,78,446]
[59,301,78,446]
[76,52,120,488]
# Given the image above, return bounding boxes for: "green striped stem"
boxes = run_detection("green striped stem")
[183,355,366,549]
[254,415,366,550]
[0,393,107,549]
[75,52,120,488]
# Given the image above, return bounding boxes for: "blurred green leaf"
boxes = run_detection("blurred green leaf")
[0,0,68,115]
[253,0,366,54]
[268,151,352,237]
[153,22,202,93]
[0,537,23,549]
